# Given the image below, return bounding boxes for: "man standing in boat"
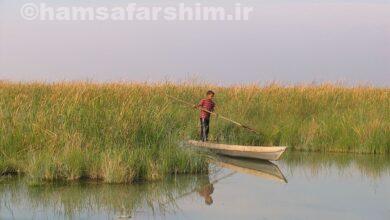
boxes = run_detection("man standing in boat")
[195,90,216,142]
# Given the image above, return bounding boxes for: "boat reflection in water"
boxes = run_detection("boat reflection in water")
[213,156,288,183]
[195,156,288,206]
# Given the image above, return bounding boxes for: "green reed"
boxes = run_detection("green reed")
[0,82,388,182]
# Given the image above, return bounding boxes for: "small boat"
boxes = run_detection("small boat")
[215,156,287,183]
[187,140,287,161]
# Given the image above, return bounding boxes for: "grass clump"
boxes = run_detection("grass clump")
[0,82,388,182]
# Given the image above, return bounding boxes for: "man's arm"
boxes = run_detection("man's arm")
[194,99,203,108]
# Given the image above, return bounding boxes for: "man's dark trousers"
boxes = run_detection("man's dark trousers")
[200,118,210,142]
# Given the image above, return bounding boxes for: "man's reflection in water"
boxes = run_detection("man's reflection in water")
[197,175,214,205]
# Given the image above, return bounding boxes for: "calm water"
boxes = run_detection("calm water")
[1,152,390,220]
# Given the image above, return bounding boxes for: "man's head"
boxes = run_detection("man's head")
[206,90,215,100]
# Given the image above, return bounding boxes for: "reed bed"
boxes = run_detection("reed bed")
[0,82,388,182]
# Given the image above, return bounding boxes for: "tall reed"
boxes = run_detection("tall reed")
[0,82,388,182]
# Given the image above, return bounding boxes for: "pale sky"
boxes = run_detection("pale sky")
[0,0,389,86]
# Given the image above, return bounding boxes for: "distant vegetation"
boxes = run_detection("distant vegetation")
[0,82,388,182]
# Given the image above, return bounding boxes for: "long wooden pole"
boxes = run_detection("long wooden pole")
[166,94,260,135]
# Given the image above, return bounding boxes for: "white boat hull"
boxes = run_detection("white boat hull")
[187,140,287,161]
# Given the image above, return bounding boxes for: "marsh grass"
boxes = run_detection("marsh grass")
[0,82,388,182]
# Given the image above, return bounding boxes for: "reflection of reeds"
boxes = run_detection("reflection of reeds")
[0,175,209,218]
[282,152,390,179]
[0,82,388,182]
